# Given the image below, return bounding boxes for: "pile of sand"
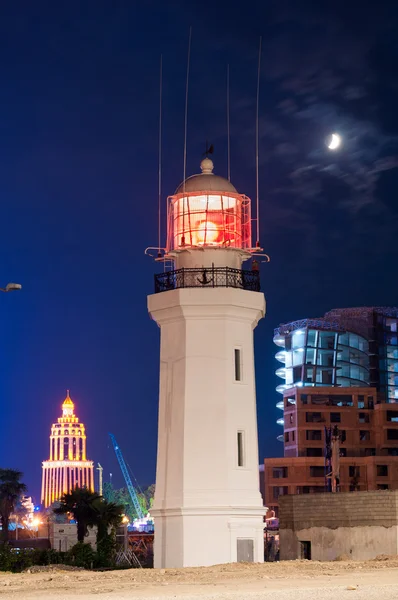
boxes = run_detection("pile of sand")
[0,556,397,598]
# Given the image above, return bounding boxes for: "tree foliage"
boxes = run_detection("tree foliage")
[0,469,27,543]
[103,482,155,521]
[91,497,123,544]
[54,488,101,542]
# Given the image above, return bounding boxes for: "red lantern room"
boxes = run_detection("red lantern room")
[166,158,252,253]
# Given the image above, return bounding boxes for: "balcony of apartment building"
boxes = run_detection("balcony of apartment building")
[266,383,398,513]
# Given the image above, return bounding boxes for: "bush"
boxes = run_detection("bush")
[96,534,116,568]
[0,541,124,572]
[0,545,34,573]
[31,548,66,566]
[66,543,95,569]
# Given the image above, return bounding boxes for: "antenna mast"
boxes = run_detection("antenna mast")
[182,26,192,246]
[97,463,103,496]
[158,55,163,258]
[255,37,262,247]
[227,64,231,182]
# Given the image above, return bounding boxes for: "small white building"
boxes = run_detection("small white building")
[148,158,266,568]
[49,523,97,552]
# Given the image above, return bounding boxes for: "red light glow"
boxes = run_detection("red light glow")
[196,220,219,244]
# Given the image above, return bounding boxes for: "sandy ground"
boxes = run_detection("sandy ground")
[0,557,398,599]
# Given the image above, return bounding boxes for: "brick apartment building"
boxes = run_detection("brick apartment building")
[264,387,398,515]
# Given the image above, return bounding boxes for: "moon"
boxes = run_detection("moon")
[327,133,341,150]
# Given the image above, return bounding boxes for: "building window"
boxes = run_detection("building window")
[306,412,323,423]
[330,395,353,407]
[368,397,374,409]
[297,485,325,494]
[307,330,317,347]
[304,367,314,383]
[388,448,398,456]
[273,486,288,499]
[234,349,242,381]
[358,395,365,409]
[316,368,333,384]
[377,465,388,477]
[330,413,341,423]
[340,448,347,457]
[310,466,324,477]
[285,431,289,443]
[237,431,244,467]
[377,484,389,490]
[292,430,295,442]
[310,395,329,406]
[273,467,288,479]
[387,411,398,423]
[306,448,323,457]
[359,412,369,424]
[349,466,360,477]
[293,365,302,382]
[289,414,294,424]
[364,448,376,457]
[306,430,322,441]
[301,395,308,405]
[360,430,370,441]
[387,429,398,440]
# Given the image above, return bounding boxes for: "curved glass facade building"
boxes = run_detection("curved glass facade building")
[274,307,398,437]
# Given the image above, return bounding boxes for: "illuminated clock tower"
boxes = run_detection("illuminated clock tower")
[41,391,94,507]
[148,158,266,568]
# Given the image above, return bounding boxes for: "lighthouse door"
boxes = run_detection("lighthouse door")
[237,538,254,562]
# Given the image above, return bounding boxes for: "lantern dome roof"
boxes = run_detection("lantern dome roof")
[175,158,237,194]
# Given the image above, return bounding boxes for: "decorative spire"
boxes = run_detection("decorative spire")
[62,390,74,414]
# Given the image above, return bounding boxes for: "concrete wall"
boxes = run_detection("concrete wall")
[279,490,398,561]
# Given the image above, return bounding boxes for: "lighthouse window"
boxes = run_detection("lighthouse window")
[237,431,245,467]
[234,348,242,381]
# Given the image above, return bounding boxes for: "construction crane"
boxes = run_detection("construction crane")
[108,433,144,520]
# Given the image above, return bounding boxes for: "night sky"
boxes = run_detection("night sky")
[1,0,398,502]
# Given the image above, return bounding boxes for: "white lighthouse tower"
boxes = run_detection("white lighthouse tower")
[148,157,266,568]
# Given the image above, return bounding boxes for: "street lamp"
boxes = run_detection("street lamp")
[0,283,22,293]
[32,518,41,539]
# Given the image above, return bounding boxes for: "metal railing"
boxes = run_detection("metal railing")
[274,318,345,337]
[154,266,260,294]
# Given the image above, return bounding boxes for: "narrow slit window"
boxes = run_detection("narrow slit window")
[237,431,244,467]
[234,348,242,381]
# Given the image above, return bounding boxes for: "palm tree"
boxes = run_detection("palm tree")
[54,487,100,542]
[0,469,27,543]
[91,498,123,545]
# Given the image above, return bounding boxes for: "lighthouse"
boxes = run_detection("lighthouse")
[148,157,266,568]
